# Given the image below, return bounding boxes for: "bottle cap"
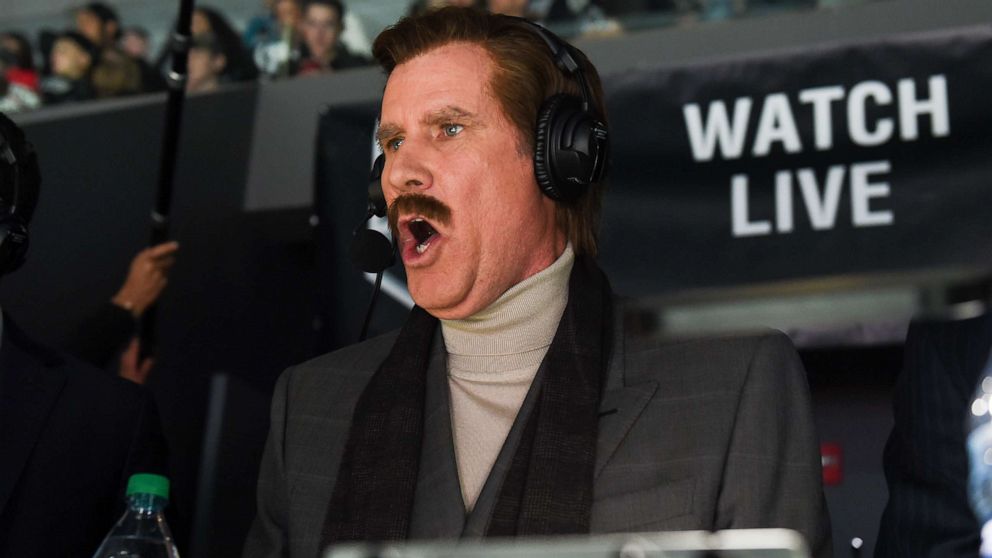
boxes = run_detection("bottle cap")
[126,473,170,499]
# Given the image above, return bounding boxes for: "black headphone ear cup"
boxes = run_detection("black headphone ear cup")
[534,93,608,204]
[533,94,568,202]
[0,215,29,275]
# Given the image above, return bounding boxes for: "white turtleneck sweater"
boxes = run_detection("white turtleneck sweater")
[441,244,575,511]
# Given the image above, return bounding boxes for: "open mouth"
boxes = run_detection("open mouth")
[408,218,438,254]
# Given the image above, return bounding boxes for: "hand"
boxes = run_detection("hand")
[111,241,179,318]
[119,337,154,384]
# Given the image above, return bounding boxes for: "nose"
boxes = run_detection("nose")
[383,141,432,201]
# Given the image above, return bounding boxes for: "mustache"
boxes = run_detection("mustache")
[387,193,452,238]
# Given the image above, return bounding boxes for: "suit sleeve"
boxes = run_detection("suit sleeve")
[65,302,135,368]
[122,387,170,480]
[243,368,293,558]
[715,331,833,558]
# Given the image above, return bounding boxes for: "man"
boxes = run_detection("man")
[0,112,169,556]
[185,33,228,94]
[75,2,120,50]
[875,315,989,557]
[296,0,369,75]
[40,31,96,105]
[253,0,303,78]
[244,7,830,558]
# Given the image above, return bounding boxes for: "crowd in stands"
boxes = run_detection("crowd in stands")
[1,0,865,113]
[0,0,374,112]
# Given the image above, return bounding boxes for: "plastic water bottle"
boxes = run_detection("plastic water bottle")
[968,374,992,557]
[92,473,181,558]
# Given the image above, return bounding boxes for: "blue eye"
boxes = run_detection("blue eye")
[443,124,463,137]
[388,137,404,151]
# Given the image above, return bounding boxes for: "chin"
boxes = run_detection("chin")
[409,283,472,320]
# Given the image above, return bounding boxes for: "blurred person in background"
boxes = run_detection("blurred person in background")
[253,0,304,78]
[0,51,41,113]
[67,241,179,385]
[0,33,39,92]
[192,7,260,83]
[295,0,369,76]
[244,0,280,50]
[185,32,229,93]
[487,0,533,16]
[78,2,165,95]
[75,2,121,51]
[40,30,97,105]
[91,46,143,97]
[120,26,151,61]
[161,6,259,85]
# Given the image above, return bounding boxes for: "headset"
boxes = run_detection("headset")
[525,19,610,203]
[363,18,609,224]
[0,113,40,277]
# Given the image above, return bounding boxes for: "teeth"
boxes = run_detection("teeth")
[416,243,427,254]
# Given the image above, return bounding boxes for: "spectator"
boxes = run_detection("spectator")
[75,2,121,50]
[40,31,97,105]
[0,32,39,91]
[0,50,41,112]
[77,3,164,95]
[253,0,303,78]
[296,0,369,76]
[120,26,151,61]
[186,33,228,93]
[244,0,280,50]
[487,0,532,16]
[91,46,143,97]
[192,7,260,82]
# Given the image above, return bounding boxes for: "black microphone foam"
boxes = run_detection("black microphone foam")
[350,228,394,273]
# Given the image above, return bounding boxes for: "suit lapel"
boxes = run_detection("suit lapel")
[408,331,466,538]
[595,382,657,478]
[0,315,67,515]
[595,301,657,478]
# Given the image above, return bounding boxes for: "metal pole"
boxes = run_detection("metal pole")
[141,0,195,358]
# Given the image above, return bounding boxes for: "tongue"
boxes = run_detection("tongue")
[410,220,437,245]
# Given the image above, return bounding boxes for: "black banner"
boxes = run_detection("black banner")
[314,26,992,307]
[600,25,992,296]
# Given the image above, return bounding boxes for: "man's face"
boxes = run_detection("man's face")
[75,10,104,45]
[275,0,302,29]
[301,4,341,61]
[186,47,225,91]
[192,11,212,37]
[51,39,91,79]
[379,43,563,320]
[121,31,149,59]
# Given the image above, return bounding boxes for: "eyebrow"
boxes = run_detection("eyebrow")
[375,105,482,147]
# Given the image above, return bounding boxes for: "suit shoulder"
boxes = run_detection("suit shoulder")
[281,329,400,392]
[60,353,151,413]
[624,329,800,389]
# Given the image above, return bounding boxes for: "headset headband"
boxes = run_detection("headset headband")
[515,18,596,112]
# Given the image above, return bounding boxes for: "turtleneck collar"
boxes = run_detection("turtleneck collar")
[441,244,574,376]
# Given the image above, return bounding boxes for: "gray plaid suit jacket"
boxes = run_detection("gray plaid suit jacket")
[243,302,832,558]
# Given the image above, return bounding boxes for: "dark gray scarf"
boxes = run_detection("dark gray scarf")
[321,256,612,549]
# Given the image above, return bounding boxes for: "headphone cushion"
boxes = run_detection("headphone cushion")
[533,93,569,202]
